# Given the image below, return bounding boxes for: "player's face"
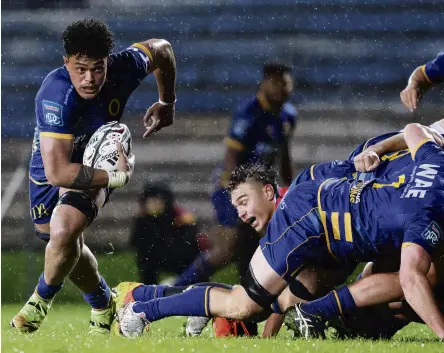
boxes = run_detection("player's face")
[231,181,276,233]
[262,73,294,108]
[64,55,108,99]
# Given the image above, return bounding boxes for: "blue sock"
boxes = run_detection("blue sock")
[271,299,282,314]
[36,273,63,300]
[174,253,215,286]
[300,285,357,320]
[83,276,111,310]
[133,286,212,322]
[133,285,168,301]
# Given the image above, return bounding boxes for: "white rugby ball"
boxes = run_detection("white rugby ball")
[83,121,132,171]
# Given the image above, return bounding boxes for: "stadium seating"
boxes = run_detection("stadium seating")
[2,1,443,136]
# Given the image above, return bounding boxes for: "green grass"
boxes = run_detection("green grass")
[2,304,442,353]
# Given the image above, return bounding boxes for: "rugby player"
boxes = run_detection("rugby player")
[116,123,444,340]
[170,62,296,287]
[11,18,177,334]
[400,52,444,112]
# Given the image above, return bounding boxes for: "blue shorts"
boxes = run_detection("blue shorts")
[211,187,239,227]
[29,177,111,225]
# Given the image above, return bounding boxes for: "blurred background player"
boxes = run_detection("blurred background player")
[400,52,444,112]
[171,62,297,287]
[130,182,208,284]
[11,18,177,335]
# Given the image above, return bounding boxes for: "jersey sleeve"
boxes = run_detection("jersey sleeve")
[411,139,444,163]
[108,43,152,83]
[36,75,78,139]
[403,211,444,255]
[224,109,254,151]
[421,52,444,84]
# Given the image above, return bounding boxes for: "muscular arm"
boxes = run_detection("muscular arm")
[140,39,176,104]
[400,244,444,339]
[40,136,109,189]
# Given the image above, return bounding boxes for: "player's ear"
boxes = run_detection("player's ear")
[264,184,274,201]
[63,56,69,65]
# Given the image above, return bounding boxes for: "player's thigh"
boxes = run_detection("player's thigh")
[249,247,287,295]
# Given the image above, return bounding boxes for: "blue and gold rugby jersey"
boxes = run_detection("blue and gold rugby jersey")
[319,139,444,262]
[260,139,444,282]
[29,43,152,183]
[223,95,297,168]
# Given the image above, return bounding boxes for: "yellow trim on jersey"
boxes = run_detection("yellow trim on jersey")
[402,242,417,248]
[290,264,304,278]
[39,132,74,140]
[381,149,410,162]
[317,178,338,261]
[411,138,433,160]
[344,212,353,242]
[224,137,245,151]
[131,42,154,63]
[204,286,211,317]
[331,212,341,240]
[373,174,406,189]
[333,290,343,315]
[420,64,432,84]
[29,175,49,185]
[310,165,316,180]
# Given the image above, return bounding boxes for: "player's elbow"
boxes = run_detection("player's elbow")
[154,39,174,64]
[45,168,67,187]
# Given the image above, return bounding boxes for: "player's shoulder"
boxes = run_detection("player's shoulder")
[281,102,297,119]
[37,67,73,100]
[232,96,260,124]
[107,45,150,75]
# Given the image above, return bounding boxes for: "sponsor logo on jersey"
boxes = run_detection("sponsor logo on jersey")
[422,221,443,246]
[42,100,63,126]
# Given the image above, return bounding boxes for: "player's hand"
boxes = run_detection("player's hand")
[400,85,422,112]
[142,101,175,138]
[353,150,380,172]
[116,143,135,181]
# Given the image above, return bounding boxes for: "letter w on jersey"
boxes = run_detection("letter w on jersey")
[402,164,440,199]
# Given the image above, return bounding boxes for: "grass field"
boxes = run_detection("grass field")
[2,303,442,353]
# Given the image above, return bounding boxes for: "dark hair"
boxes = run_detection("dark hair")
[228,162,278,195]
[62,18,114,58]
[263,61,292,78]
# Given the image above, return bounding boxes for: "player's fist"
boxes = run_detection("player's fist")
[353,150,380,172]
[400,85,422,112]
[142,101,175,138]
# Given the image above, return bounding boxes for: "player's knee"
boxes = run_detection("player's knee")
[226,290,256,320]
[49,226,78,248]
[55,191,98,227]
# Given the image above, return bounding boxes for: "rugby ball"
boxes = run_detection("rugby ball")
[83,121,132,171]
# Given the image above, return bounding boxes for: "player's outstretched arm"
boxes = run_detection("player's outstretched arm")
[400,244,444,339]
[138,39,176,137]
[41,137,131,189]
